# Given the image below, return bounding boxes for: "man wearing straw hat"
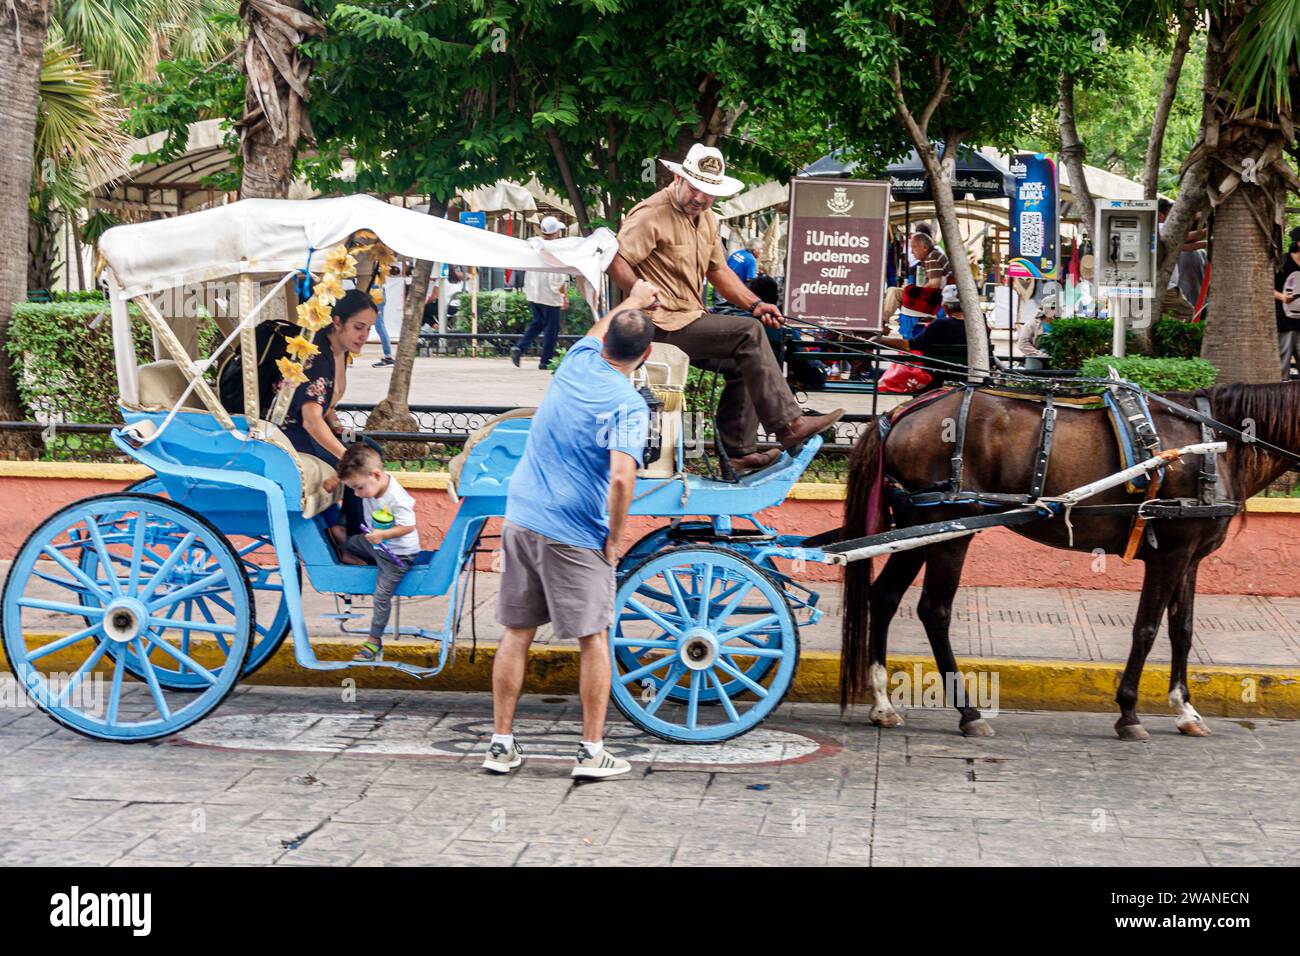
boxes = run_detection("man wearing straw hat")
[607,143,844,471]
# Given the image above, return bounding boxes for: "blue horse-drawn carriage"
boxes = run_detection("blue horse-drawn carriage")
[2,196,833,745]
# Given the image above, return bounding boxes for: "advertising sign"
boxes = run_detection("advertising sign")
[783,178,890,331]
[1008,153,1059,279]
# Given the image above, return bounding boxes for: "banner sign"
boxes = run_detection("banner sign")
[1007,153,1059,279]
[783,178,890,331]
[458,211,486,229]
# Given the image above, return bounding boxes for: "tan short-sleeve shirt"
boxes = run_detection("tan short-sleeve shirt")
[616,187,728,331]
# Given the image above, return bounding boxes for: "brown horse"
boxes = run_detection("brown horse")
[840,380,1300,740]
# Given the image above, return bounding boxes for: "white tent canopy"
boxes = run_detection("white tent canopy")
[99,194,617,301]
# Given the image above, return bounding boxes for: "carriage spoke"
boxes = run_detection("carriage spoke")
[140,531,196,600]
[618,652,676,686]
[611,637,677,649]
[126,512,147,595]
[54,640,111,707]
[84,519,122,597]
[709,582,754,630]
[142,632,218,685]
[709,667,741,722]
[18,598,106,618]
[717,613,780,642]
[696,564,714,625]
[715,655,770,698]
[686,669,702,729]
[40,546,110,603]
[105,650,127,725]
[719,644,784,659]
[26,622,103,662]
[146,571,227,612]
[645,663,685,716]
[625,598,685,637]
[661,570,694,624]
[131,638,171,720]
[150,615,235,636]
[188,596,231,654]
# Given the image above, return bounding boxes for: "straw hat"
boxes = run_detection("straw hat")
[660,143,744,197]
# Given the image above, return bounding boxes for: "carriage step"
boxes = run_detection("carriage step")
[346,658,448,679]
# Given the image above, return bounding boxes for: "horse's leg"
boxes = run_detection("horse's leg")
[1167,560,1211,737]
[914,537,991,737]
[1115,553,1193,740]
[865,549,926,727]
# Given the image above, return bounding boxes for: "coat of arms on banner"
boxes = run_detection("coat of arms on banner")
[826,187,854,216]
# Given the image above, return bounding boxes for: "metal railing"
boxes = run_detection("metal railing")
[0,404,870,480]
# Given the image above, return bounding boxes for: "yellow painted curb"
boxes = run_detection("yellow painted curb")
[0,461,153,480]
[8,635,1297,720]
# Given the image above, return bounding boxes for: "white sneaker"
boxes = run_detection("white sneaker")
[571,744,631,780]
[482,739,523,774]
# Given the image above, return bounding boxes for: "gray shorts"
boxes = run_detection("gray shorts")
[496,521,615,639]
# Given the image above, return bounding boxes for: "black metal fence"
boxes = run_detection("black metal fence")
[2,403,872,482]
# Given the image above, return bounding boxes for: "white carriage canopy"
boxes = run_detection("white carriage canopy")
[99,194,619,407]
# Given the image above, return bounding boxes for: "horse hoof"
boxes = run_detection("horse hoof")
[1177,718,1212,737]
[870,709,904,728]
[1115,722,1150,741]
[959,718,995,737]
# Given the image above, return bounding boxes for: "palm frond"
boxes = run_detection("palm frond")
[35,37,134,200]
[1222,0,1300,113]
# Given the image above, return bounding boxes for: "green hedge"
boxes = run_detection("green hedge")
[7,301,218,425]
[453,287,594,338]
[1150,318,1204,359]
[1041,318,1134,369]
[1079,354,1218,392]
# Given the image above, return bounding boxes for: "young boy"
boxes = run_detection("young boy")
[334,444,421,661]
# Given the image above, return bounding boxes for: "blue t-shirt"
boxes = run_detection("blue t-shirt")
[505,336,648,549]
[726,249,758,283]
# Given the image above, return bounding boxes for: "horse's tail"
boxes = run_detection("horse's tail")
[839,420,891,711]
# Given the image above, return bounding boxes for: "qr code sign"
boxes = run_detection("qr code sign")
[1019,211,1043,256]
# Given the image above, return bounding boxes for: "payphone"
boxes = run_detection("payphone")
[1095,199,1158,356]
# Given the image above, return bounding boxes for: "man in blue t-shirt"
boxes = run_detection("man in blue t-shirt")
[486,279,660,781]
[725,237,762,283]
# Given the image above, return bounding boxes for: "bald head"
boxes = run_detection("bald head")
[605,308,655,362]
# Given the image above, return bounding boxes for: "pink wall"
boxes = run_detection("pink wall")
[5,475,1298,596]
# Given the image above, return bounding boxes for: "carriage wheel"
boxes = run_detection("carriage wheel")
[610,545,798,743]
[73,477,292,689]
[3,493,253,741]
[616,526,780,701]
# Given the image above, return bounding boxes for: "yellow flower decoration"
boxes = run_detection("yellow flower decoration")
[276,357,308,386]
[323,245,358,279]
[296,299,333,333]
[314,272,346,304]
[284,334,320,362]
[369,287,385,306]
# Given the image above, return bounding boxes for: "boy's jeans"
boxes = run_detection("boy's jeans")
[344,534,410,639]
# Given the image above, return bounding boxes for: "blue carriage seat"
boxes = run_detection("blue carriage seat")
[446,407,536,502]
[127,359,343,519]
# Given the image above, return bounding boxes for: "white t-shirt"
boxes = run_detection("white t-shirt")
[363,474,420,556]
[523,269,568,307]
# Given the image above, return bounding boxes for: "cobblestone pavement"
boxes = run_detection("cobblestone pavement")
[1,684,1294,866]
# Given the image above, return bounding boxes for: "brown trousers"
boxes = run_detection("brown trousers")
[653,312,803,456]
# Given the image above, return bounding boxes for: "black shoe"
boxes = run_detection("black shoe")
[373,356,394,368]
[510,348,521,368]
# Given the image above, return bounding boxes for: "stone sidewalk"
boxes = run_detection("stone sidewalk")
[0,684,1293,866]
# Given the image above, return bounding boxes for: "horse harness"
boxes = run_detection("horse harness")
[877,383,1245,562]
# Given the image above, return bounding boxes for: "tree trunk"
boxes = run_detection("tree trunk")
[1142,0,1196,200]
[236,0,324,199]
[0,1,52,458]
[545,127,590,233]
[922,144,990,376]
[1200,182,1278,383]
[1058,72,1096,242]
[368,198,449,435]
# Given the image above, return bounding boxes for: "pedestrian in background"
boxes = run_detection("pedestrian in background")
[511,216,569,369]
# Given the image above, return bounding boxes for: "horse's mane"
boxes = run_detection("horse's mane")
[1185,381,1300,497]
